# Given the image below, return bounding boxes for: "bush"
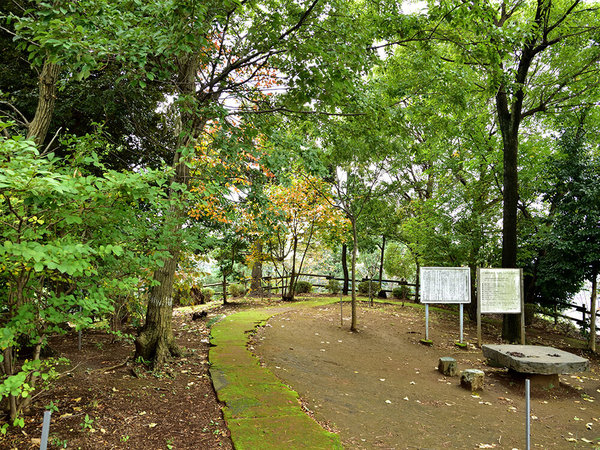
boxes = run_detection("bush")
[295,280,312,294]
[201,287,214,302]
[228,283,246,298]
[392,285,410,300]
[326,279,341,294]
[358,281,379,295]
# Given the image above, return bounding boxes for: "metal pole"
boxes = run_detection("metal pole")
[40,410,52,450]
[459,303,464,343]
[425,304,429,340]
[525,378,531,450]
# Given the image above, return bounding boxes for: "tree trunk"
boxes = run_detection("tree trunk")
[378,235,386,295]
[342,243,349,295]
[135,56,202,367]
[135,255,182,365]
[250,242,263,296]
[283,237,298,301]
[499,121,522,342]
[28,60,60,147]
[222,273,228,305]
[590,267,598,352]
[414,257,420,303]
[467,265,477,320]
[350,219,358,332]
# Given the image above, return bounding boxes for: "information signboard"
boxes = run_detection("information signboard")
[420,267,471,304]
[478,268,522,314]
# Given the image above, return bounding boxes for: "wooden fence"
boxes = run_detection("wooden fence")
[203,272,417,299]
[203,275,594,332]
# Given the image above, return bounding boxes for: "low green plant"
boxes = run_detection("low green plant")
[358,281,379,295]
[326,279,341,294]
[80,414,94,431]
[228,283,246,297]
[201,287,214,302]
[392,285,410,300]
[295,280,312,294]
[51,436,68,448]
[45,400,59,413]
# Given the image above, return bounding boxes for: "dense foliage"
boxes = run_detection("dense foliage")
[2,0,600,430]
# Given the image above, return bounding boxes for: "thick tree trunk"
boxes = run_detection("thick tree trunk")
[467,265,477,320]
[135,255,181,365]
[135,56,202,366]
[501,133,522,341]
[497,80,525,343]
[28,60,60,147]
[342,243,349,295]
[590,267,598,352]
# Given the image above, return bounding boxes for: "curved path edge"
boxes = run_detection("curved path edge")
[209,300,343,449]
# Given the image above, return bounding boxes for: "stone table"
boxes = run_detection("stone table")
[481,344,589,387]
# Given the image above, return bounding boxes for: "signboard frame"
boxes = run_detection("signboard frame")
[420,267,471,304]
[419,267,472,344]
[476,268,525,346]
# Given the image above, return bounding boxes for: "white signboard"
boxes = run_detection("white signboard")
[420,267,471,304]
[478,268,522,313]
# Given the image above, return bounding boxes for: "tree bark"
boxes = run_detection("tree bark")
[135,255,182,364]
[342,243,349,295]
[222,273,228,305]
[590,266,598,352]
[283,237,298,301]
[27,60,60,147]
[350,219,358,332]
[378,235,386,296]
[250,242,263,296]
[135,55,203,366]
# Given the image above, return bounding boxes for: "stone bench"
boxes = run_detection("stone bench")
[481,344,589,387]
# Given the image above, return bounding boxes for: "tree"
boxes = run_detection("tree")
[376,0,600,341]
[0,124,172,424]
[130,0,374,364]
[539,118,600,350]
[262,174,349,301]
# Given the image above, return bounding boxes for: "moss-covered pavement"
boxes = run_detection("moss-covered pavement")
[209,300,343,449]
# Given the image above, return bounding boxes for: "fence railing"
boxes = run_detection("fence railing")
[202,273,417,299]
[537,301,592,327]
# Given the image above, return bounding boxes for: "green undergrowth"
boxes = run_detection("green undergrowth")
[209,300,342,449]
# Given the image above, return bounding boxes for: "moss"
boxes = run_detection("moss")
[209,301,342,448]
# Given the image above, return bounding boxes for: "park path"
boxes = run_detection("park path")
[209,301,342,449]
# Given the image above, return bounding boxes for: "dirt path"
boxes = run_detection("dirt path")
[252,302,600,449]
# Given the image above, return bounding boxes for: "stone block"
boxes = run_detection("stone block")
[438,357,457,376]
[460,369,484,391]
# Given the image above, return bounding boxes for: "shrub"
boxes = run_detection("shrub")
[392,285,410,300]
[295,280,312,294]
[201,287,214,302]
[228,283,246,298]
[326,279,341,294]
[358,281,379,294]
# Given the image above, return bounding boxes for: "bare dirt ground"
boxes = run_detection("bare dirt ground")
[253,301,600,449]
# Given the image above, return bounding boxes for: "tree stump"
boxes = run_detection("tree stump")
[460,369,484,391]
[438,357,457,376]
